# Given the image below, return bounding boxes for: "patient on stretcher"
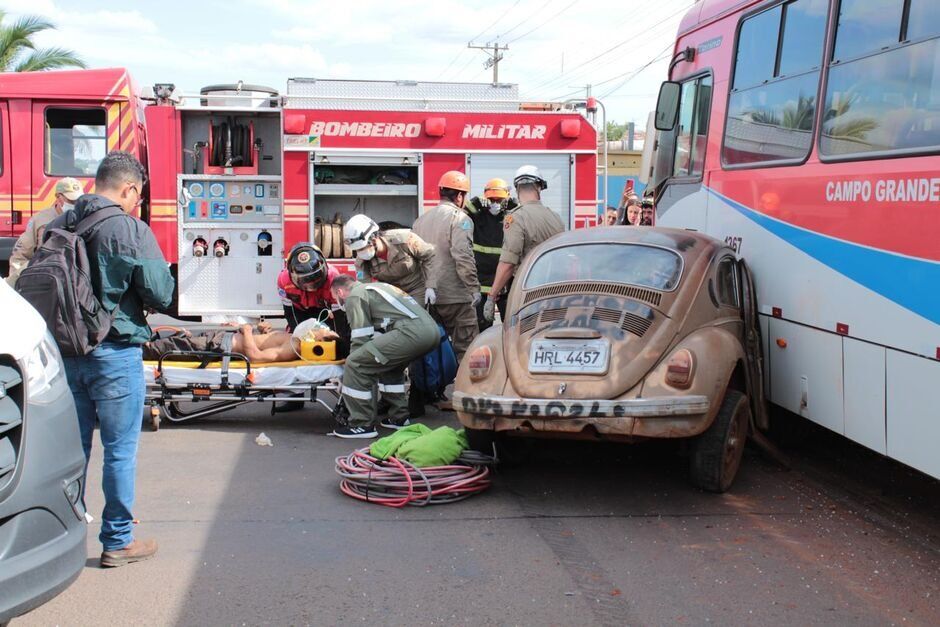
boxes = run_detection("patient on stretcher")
[143,324,338,363]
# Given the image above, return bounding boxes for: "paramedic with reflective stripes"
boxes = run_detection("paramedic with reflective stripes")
[465,177,518,330]
[328,275,439,439]
[412,171,481,362]
[277,243,350,357]
[483,165,565,322]
[344,214,435,303]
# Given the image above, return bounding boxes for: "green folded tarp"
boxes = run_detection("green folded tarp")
[370,424,468,468]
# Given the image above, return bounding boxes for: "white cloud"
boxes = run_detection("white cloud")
[3,0,692,125]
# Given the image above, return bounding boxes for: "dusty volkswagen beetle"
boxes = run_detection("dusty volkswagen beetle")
[454,226,765,492]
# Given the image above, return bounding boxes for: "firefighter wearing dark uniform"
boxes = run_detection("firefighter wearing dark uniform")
[483,165,565,322]
[277,243,350,357]
[328,275,439,439]
[465,177,518,330]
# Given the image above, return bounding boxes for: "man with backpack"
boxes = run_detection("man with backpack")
[24,151,174,568]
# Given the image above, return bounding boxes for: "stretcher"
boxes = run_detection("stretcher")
[144,349,345,431]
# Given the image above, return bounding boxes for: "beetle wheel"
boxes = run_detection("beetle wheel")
[465,428,496,455]
[690,389,750,492]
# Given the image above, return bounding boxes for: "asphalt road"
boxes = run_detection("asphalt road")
[17,396,939,626]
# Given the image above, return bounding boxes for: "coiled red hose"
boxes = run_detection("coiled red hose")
[335,448,492,507]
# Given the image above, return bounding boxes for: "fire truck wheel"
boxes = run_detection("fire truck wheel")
[689,389,750,493]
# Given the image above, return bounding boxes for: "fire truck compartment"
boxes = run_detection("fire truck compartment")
[180,111,282,177]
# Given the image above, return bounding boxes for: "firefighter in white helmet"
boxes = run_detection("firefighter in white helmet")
[344,214,435,304]
[483,165,565,322]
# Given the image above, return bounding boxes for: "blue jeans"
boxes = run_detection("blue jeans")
[64,342,145,551]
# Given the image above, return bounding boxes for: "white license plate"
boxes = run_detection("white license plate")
[528,339,610,374]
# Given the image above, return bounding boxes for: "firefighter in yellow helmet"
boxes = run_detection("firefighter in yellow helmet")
[465,177,518,330]
[412,170,480,364]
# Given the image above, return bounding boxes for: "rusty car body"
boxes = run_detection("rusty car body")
[454,226,766,492]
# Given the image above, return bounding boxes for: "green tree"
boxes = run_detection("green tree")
[606,120,627,141]
[0,10,85,72]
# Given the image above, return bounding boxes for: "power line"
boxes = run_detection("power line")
[468,0,524,43]
[494,0,552,41]
[451,53,480,81]
[436,49,468,80]
[597,45,674,99]
[526,1,694,92]
[438,0,526,80]
[506,0,581,44]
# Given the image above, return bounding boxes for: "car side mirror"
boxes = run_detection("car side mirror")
[655,81,681,131]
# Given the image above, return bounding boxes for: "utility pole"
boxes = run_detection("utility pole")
[569,84,594,122]
[568,84,592,98]
[468,41,509,84]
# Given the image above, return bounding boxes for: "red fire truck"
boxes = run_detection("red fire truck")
[0,68,600,316]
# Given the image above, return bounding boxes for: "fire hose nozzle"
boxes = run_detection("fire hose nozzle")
[213,238,229,257]
[192,237,208,257]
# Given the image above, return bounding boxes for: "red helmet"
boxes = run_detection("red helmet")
[287,243,328,291]
[438,170,470,193]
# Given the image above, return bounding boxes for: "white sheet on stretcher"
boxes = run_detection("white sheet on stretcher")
[143,363,344,387]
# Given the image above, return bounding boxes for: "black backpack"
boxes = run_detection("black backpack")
[15,208,123,357]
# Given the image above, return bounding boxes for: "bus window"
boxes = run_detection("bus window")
[833,0,904,62]
[732,6,780,90]
[45,108,107,176]
[908,0,940,41]
[822,0,940,158]
[672,75,713,178]
[779,0,828,76]
[723,0,827,167]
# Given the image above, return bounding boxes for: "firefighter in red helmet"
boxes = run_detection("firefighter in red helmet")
[277,242,350,356]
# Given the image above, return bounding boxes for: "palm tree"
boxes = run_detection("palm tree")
[0,10,85,72]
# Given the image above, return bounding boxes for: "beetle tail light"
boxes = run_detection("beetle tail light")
[665,349,695,389]
[468,346,493,381]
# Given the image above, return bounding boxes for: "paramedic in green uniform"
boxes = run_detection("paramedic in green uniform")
[328,274,440,439]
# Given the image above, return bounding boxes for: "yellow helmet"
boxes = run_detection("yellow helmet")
[483,178,510,200]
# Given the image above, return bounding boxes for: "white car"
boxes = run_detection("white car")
[0,280,87,622]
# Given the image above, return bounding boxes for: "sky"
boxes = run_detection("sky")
[3,0,694,127]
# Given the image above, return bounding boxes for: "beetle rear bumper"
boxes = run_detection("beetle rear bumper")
[453,392,712,438]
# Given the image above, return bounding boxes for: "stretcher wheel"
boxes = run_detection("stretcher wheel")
[148,405,161,432]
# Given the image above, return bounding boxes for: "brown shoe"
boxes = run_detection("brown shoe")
[100,538,158,568]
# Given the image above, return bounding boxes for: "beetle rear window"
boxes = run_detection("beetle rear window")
[524,244,682,291]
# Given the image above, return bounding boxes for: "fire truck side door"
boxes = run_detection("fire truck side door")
[0,101,11,239]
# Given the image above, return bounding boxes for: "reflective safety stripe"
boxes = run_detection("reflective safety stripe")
[473,243,502,255]
[342,386,372,400]
[350,326,375,339]
[480,285,492,294]
[364,285,417,319]
[377,383,406,393]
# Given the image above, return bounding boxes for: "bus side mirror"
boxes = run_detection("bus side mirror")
[655,81,681,131]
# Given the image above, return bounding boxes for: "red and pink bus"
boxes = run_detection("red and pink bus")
[647,0,939,478]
